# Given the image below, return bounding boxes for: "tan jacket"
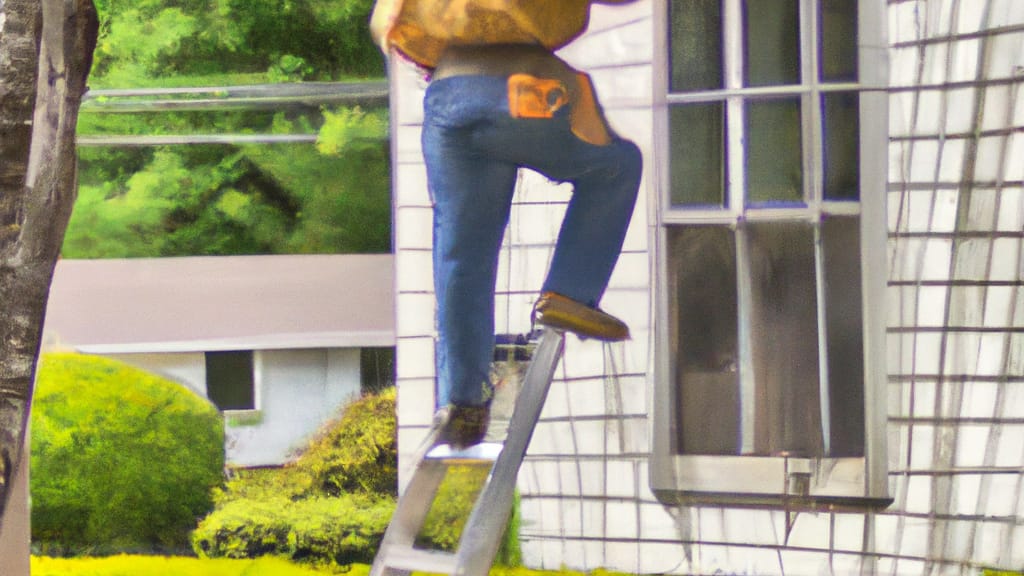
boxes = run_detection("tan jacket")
[370,0,633,69]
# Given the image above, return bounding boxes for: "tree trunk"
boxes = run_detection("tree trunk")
[0,0,98,526]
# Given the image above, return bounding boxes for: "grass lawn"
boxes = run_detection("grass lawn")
[30,555,361,576]
[30,556,641,576]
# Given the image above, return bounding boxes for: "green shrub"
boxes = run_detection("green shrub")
[31,353,225,554]
[195,390,398,566]
[191,494,394,566]
[209,388,397,509]
[196,387,523,567]
[292,387,397,497]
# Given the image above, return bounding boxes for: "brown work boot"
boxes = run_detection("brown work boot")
[533,291,630,342]
[437,403,490,449]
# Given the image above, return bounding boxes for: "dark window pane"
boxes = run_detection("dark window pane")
[746,98,803,205]
[670,103,727,207]
[670,0,724,92]
[668,226,739,455]
[206,351,255,410]
[743,0,800,86]
[361,347,395,394]
[823,92,860,200]
[746,222,821,457]
[821,0,858,82]
[822,216,865,457]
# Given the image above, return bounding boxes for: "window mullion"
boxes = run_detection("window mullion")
[735,224,756,454]
[813,225,833,455]
[723,0,755,454]
[803,0,823,209]
[723,0,745,215]
[805,0,834,456]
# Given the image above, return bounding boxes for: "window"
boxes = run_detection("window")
[206,351,257,411]
[651,0,890,506]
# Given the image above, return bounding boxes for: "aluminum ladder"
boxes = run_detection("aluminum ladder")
[370,328,565,576]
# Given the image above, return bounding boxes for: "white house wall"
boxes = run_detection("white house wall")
[103,352,208,398]
[391,0,1024,574]
[102,348,362,467]
[226,348,362,467]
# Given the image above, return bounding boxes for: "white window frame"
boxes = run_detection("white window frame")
[650,0,891,507]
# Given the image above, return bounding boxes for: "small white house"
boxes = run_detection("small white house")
[42,253,395,467]
[389,1,1023,574]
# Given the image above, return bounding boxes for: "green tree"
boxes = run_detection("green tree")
[65,107,390,258]
[89,0,381,86]
[67,0,390,259]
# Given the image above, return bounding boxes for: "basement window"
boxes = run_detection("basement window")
[205,350,258,412]
[651,0,891,507]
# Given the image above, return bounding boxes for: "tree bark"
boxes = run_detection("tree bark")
[0,0,98,526]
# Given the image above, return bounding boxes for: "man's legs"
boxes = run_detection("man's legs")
[470,111,643,311]
[423,106,518,410]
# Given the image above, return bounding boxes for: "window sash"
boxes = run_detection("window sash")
[651,0,890,505]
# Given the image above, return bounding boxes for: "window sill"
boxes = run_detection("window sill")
[650,454,893,510]
[224,409,263,427]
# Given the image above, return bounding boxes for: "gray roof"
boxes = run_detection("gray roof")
[44,254,395,353]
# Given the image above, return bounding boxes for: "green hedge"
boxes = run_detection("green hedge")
[31,353,225,554]
[194,390,398,565]
[292,387,398,497]
[192,495,394,566]
[193,387,521,567]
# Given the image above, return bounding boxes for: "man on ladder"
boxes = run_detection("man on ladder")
[369,2,641,574]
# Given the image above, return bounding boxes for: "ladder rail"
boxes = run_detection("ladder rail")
[455,328,565,575]
[371,328,566,576]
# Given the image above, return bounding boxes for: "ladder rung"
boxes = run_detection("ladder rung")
[384,546,458,573]
[425,442,503,463]
[372,329,566,576]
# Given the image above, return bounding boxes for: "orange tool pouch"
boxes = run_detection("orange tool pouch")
[506,72,613,146]
[569,72,612,146]
[508,73,569,119]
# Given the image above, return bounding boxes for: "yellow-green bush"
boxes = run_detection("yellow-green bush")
[193,389,398,566]
[212,388,398,506]
[31,353,224,554]
[191,494,393,565]
[294,387,398,496]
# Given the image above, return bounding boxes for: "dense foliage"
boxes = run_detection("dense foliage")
[30,354,225,554]
[193,387,520,567]
[68,109,390,257]
[193,389,398,566]
[191,495,393,565]
[68,0,390,258]
[89,0,382,87]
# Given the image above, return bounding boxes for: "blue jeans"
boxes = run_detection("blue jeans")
[422,75,642,408]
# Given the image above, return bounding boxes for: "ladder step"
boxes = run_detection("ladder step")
[425,442,503,463]
[383,546,458,573]
[371,328,566,576]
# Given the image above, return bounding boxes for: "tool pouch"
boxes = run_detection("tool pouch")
[507,72,613,146]
[569,72,612,146]
[508,73,569,119]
